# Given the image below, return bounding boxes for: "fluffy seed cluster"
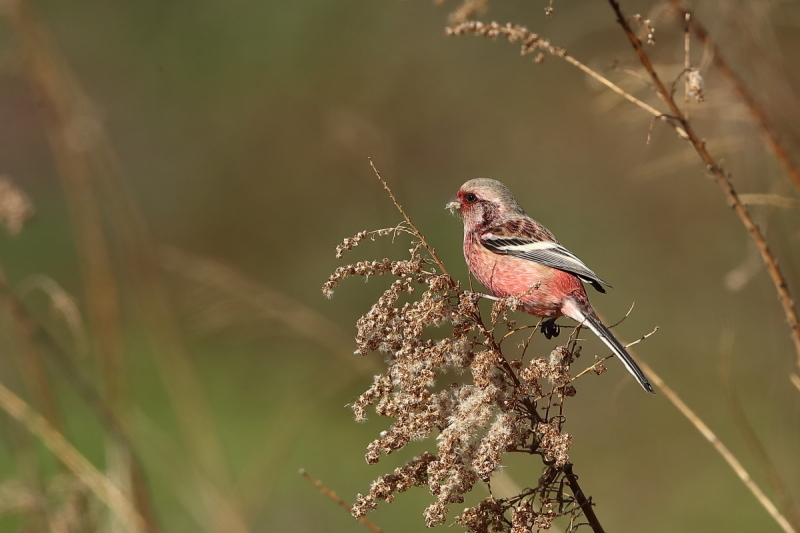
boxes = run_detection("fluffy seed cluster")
[0,176,34,236]
[686,68,706,102]
[324,223,606,532]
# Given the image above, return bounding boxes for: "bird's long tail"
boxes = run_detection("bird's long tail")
[582,315,655,394]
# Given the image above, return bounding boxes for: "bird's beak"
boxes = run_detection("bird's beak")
[445,195,460,214]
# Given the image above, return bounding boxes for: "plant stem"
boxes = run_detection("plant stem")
[563,463,605,533]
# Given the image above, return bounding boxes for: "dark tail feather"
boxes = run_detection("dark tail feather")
[584,315,655,394]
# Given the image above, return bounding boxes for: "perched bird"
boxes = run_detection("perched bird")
[446,178,654,393]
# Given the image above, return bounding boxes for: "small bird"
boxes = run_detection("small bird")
[446,178,654,393]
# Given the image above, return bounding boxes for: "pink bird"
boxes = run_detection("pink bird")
[446,178,654,393]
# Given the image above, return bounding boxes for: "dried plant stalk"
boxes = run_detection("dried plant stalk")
[0,382,145,533]
[448,2,800,388]
[667,0,800,193]
[445,21,686,137]
[323,165,658,532]
[1,2,249,531]
[628,349,795,533]
[603,0,800,385]
[448,9,800,373]
[300,470,383,533]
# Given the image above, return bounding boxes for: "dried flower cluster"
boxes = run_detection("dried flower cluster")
[686,68,706,102]
[324,186,615,532]
[633,14,656,45]
[446,21,555,59]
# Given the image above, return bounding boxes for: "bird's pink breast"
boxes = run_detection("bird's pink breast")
[464,233,589,319]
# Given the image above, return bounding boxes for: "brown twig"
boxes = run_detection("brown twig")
[300,470,384,533]
[562,463,605,533]
[606,0,800,379]
[666,0,800,193]
[369,159,453,280]
[683,13,691,121]
[445,21,688,138]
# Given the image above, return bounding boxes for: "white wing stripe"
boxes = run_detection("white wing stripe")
[480,235,611,289]
[495,241,560,252]
[498,242,587,267]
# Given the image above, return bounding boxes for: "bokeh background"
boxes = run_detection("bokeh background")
[0,0,799,531]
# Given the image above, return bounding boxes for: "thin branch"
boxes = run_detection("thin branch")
[369,159,453,280]
[445,21,687,138]
[562,463,605,533]
[606,0,800,379]
[683,12,691,121]
[300,470,384,533]
[533,326,659,402]
[666,0,800,193]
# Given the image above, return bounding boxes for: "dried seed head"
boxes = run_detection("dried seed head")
[0,176,34,236]
[687,68,706,102]
[633,14,655,45]
[326,200,628,529]
[537,420,572,467]
[511,499,533,533]
[473,413,527,480]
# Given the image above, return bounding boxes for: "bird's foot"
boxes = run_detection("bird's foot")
[541,318,560,340]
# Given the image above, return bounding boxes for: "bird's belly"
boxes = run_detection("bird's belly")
[466,245,568,318]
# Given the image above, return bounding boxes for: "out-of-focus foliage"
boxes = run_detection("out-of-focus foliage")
[0,0,799,531]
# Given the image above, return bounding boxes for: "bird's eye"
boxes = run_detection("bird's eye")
[465,193,477,203]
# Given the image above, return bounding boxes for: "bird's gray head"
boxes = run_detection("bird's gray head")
[446,178,526,228]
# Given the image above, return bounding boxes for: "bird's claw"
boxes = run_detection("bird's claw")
[541,318,560,340]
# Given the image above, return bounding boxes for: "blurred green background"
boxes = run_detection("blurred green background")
[0,0,799,531]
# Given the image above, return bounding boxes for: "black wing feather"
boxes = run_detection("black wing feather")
[481,236,611,293]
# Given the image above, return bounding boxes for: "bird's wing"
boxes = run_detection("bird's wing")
[480,219,611,293]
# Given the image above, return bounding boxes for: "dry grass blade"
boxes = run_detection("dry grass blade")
[300,470,383,533]
[626,352,795,533]
[0,382,146,533]
[160,246,373,372]
[792,374,800,394]
[738,194,800,209]
[1,2,249,530]
[719,331,800,530]
[0,1,158,527]
[0,266,65,439]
